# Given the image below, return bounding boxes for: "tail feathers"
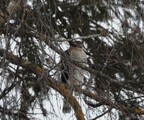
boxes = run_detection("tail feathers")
[63,100,71,113]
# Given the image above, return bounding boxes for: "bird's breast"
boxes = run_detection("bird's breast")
[69,48,87,63]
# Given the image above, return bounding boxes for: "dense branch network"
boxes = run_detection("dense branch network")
[0,48,144,120]
[1,0,144,120]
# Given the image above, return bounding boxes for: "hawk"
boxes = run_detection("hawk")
[61,41,87,113]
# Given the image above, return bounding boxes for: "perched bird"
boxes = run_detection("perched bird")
[61,41,87,113]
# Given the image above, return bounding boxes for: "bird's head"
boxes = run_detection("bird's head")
[69,41,82,48]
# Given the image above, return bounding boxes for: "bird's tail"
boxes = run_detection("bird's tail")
[63,99,71,113]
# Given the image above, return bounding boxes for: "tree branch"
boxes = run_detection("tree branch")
[0,48,85,120]
[0,48,144,118]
